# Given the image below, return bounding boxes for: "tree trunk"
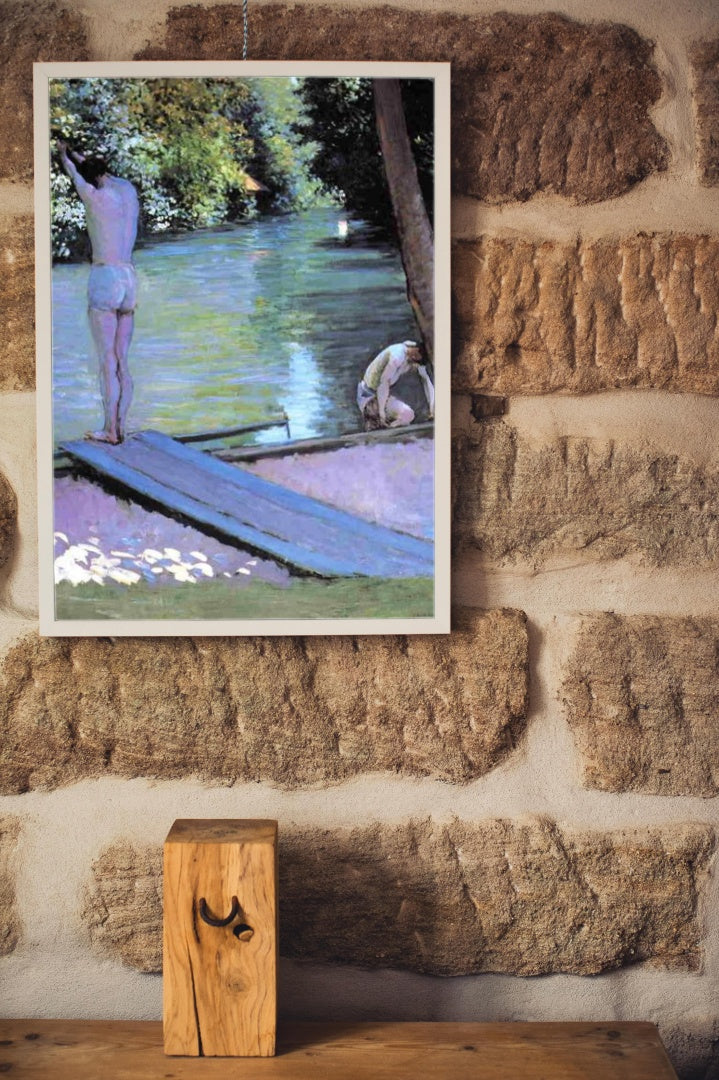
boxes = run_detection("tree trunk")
[373,78,435,361]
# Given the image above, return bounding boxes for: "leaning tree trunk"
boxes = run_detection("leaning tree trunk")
[373,78,435,362]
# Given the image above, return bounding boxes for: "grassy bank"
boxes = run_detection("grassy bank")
[55,575,434,622]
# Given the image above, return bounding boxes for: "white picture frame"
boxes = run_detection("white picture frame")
[34,61,450,636]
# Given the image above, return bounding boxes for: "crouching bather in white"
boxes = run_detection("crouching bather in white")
[357,341,434,429]
[59,142,140,444]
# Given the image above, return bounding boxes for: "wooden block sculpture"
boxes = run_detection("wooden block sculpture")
[163,819,278,1057]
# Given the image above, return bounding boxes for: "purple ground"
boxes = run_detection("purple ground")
[247,440,434,540]
[53,475,290,588]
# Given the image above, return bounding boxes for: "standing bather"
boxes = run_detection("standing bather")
[59,142,139,444]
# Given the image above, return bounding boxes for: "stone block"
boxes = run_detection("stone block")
[0,215,35,391]
[84,818,714,976]
[564,614,719,796]
[0,817,20,956]
[0,1,89,181]
[691,39,719,187]
[82,841,160,973]
[453,423,719,568]
[0,609,528,794]
[453,235,719,395]
[0,467,16,573]
[139,6,668,204]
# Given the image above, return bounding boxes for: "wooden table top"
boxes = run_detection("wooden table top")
[0,1019,679,1078]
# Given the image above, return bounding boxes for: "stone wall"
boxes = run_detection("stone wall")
[1,1,719,1077]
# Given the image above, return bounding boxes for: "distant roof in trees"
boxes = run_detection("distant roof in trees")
[244,174,268,192]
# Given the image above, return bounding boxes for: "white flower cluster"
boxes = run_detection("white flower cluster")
[53,533,257,587]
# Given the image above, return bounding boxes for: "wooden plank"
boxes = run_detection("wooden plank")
[136,431,433,561]
[163,819,277,1057]
[61,432,433,579]
[0,1020,679,1079]
[114,433,410,560]
[215,422,434,463]
[104,438,368,552]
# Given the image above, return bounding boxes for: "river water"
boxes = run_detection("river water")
[51,208,418,445]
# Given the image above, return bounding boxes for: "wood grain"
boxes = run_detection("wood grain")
[163,818,277,1057]
[0,1020,678,1078]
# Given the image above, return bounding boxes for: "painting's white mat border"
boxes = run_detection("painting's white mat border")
[34,61,451,636]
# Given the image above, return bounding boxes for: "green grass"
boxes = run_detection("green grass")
[55,575,434,622]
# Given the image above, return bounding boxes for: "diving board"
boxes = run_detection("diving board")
[60,430,434,580]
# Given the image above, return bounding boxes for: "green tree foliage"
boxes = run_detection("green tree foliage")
[50,77,322,260]
[244,78,325,213]
[296,77,434,230]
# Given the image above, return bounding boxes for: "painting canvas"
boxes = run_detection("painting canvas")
[34,61,450,636]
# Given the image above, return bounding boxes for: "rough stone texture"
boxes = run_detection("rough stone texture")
[453,422,719,569]
[0,817,20,956]
[82,841,161,973]
[0,609,528,794]
[0,465,17,573]
[84,818,714,977]
[453,235,719,396]
[0,1,89,181]
[564,615,719,797]
[140,6,668,204]
[0,215,35,391]
[691,39,719,187]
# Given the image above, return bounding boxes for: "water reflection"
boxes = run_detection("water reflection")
[282,343,324,440]
[51,208,417,445]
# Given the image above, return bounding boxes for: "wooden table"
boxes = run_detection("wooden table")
[0,1019,678,1078]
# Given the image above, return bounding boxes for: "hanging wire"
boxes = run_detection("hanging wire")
[243,0,248,59]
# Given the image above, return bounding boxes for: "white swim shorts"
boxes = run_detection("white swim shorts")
[88,263,137,314]
[356,379,376,413]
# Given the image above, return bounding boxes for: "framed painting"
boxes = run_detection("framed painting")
[34,61,450,636]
